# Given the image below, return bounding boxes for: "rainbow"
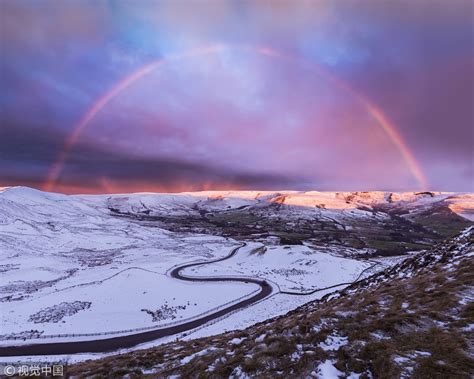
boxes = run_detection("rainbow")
[253,46,428,190]
[44,44,428,191]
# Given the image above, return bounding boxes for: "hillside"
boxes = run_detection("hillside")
[68,227,474,378]
[105,189,472,256]
[0,187,473,376]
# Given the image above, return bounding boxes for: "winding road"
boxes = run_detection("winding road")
[0,243,272,357]
[0,243,377,357]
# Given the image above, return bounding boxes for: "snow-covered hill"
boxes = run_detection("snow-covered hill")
[1,186,472,222]
[67,227,474,378]
[0,187,472,361]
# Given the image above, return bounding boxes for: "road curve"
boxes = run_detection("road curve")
[0,244,272,357]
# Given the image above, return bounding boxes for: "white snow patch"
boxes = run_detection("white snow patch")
[315,360,344,378]
[180,347,218,365]
[230,366,250,379]
[229,337,245,345]
[319,334,348,351]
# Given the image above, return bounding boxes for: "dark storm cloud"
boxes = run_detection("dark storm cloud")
[329,1,474,162]
[0,125,301,192]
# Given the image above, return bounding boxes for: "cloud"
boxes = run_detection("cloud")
[0,125,302,193]
[1,1,472,192]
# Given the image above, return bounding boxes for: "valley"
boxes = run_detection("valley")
[0,187,472,366]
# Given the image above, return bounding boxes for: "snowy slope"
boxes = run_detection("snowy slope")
[0,187,376,348]
[0,187,472,354]
[66,227,474,378]
[98,189,473,219]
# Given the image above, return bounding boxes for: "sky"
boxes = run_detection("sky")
[1,0,473,193]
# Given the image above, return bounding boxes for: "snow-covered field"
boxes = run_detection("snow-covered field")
[3,269,258,337]
[1,188,260,342]
[0,186,472,361]
[183,243,371,292]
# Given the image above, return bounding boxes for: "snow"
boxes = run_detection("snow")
[2,269,258,336]
[318,334,348,351]
[394,351,432,366]
[1,186,471,360]
[370,331,390,341]
[230,366,250,379]
[413,351,431,357]
[183,243,371,293]
[315,360,344,378]
[229,337,245,345]
[180,347,218,365]
[394,357,410,367]
[290,351,301,361]
[0,188,262,344]
[458,292,474,306]
[175,287,348,345]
